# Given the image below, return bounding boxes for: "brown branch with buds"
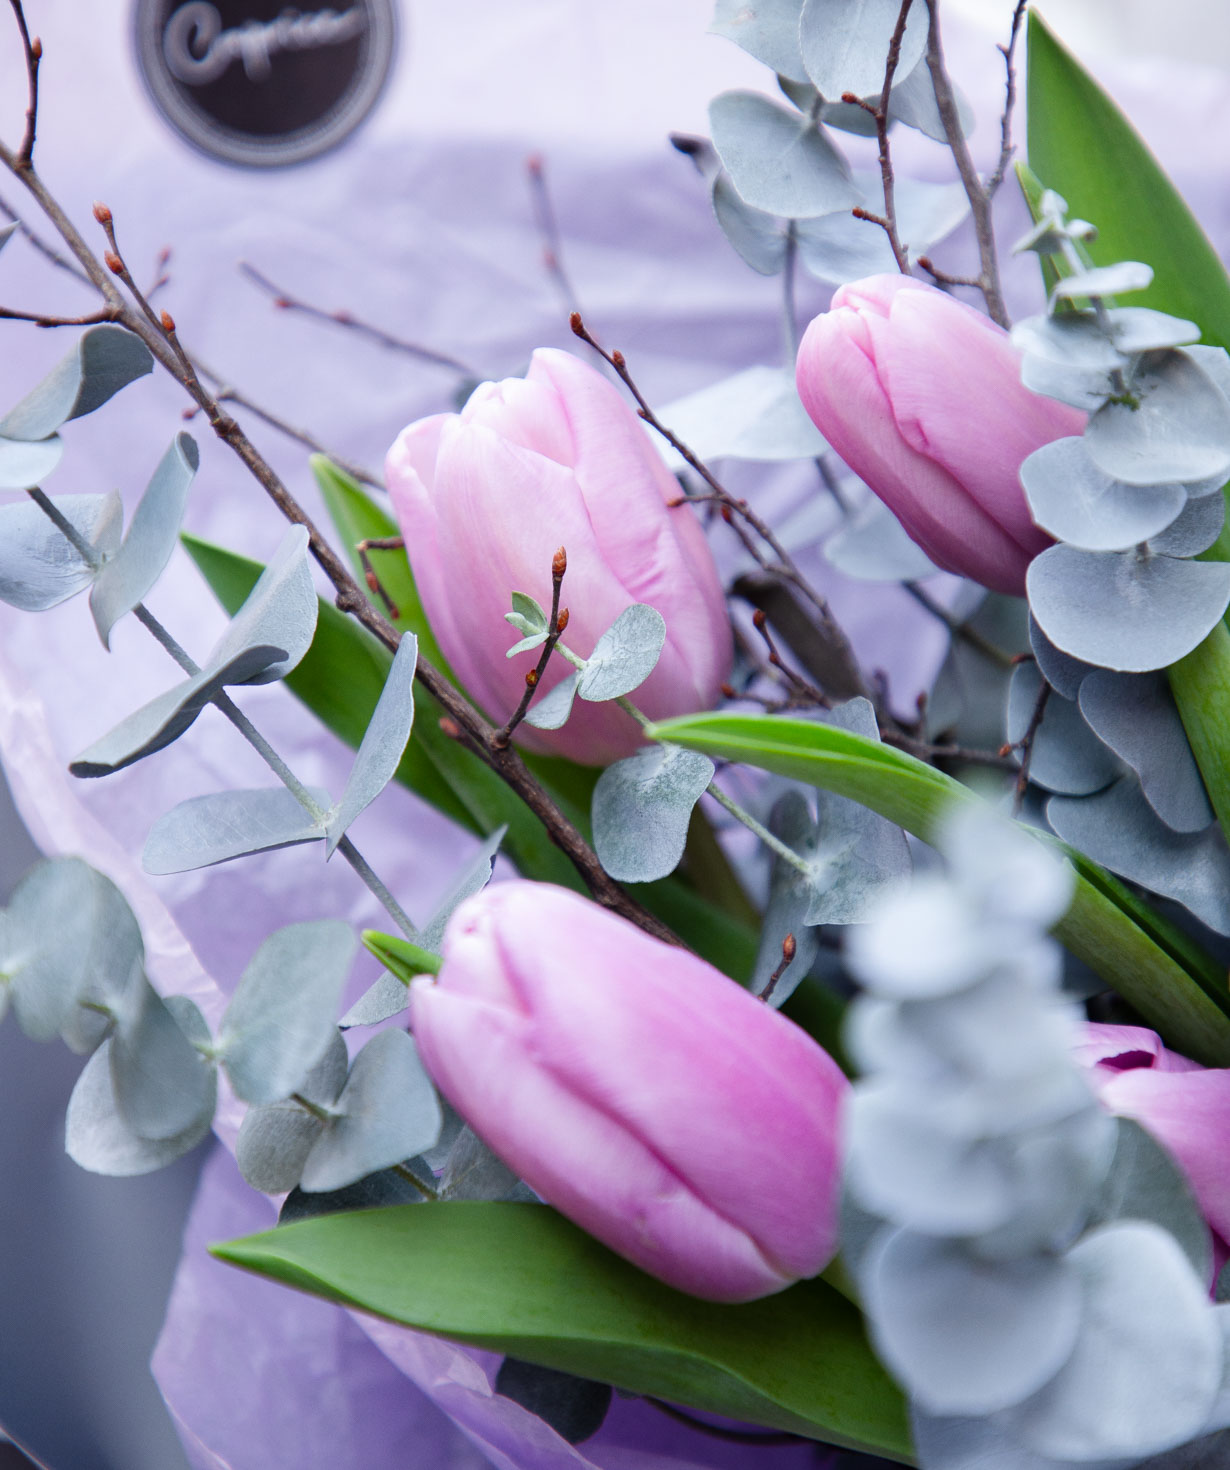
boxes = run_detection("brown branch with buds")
[495,547,569,749]
[0,103,677,945]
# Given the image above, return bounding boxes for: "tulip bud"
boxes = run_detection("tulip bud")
[411,882,848,1303]
[385,349,731,766]
[795,274,1085,597]
[1075,1023,1230,1260]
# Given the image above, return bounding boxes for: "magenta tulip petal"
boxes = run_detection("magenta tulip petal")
[385,349,731,765]
[796,272,1085,596]
[412,881,848,1302]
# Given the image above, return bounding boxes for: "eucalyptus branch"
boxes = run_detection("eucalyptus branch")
[239,261,475,376]
[569,312,871,702]
[842,0,914,273]
[922,0,1009,327]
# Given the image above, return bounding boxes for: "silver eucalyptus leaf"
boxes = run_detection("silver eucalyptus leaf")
[522,670,578,731]
[326,632,418,857]
[797,173,968,286]
[578,604,666,702]
[1105,307,1201,354]
[1085,349,1230,487]
[142,786,331,875]
[750,789,821,1006]
[218,920,356,1104]
[0,433,64,489]
[338,970,408,1029]
[299,1029,443,1194]
[711,171,789,276]
[885,55,974,141]
[89,432,199,649]
[1147,492,1225,557]
[1028,617,1098,701]
[420,825,508,953]
[1005,662,1120,797]
[1012,313,1126,372]
[235,1029,348,1194]
[205,524,317,686]
[1027,544,1230,672]
[110,973,214,1140]
[0,492,121,611]
[0,324,154,440]
[709,0,808,82]
[708,90,860,219]
[1078,671,1213,833]
[1052,261,1154,303]
[591,744,715,882]
[656,363,824,464]
[798,0,928,101]
[1047,780,1230,935]
[64,996,215,1177]
[442,1125,537,1202]
[1020,437,1186,553]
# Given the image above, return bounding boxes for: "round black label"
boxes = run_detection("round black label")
[133,0,397,168]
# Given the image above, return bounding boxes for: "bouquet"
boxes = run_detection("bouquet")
[1,2,1229,1467]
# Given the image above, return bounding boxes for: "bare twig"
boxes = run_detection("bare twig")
[750,607,828,706]
[239,261,475,376]
[495,546,568,749]
[0,302,115,326]
[881,728,1015,770]
[902,581,1014,669]
[988,0,1030,198]
[356,536,406,619]
[526,152,581,315]
[0,192,91,282]
[1009,677,1051,812]
[841,0,914,274]
[7,0,39,169]
[0,138,677,947]
[570,312,870,701]
[760,933,796,1005]
[922,0,1009,327]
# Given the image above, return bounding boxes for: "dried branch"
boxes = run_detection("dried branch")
[239,261,475,376]
[495,547,568,749]
[922,0,1009,327]
[989,0,1030,198]
[7,0,39,169]
[0,136,677,948]
[526,152,581,315]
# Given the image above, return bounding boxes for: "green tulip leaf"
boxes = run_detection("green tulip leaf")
[649,711,1230,1064]
[213,1201,913,1461]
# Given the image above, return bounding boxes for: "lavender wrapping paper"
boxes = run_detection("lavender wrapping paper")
[0,3,1226,1468]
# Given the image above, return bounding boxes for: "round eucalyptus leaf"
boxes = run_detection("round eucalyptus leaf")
[1027,545,1230,672]
[711,172,789,277]
[798,0,928,101]
[1105,306,1201,354]
[0,491,121,612]
[1020,437,1186,552]
[0,432,64,489]
[797,173,969,288]
[709,0,808,83]
[299,1029,443,1194]
[1086,1119,1213,1285]
[1028,617,1097,701]
[442,1124,536,1202]
[1008,1222,1220,1462]
[886,57,974,142]
[578,604,666,702]
[1052,261,1154,302]
[1185,343,1230,400]
[523,670,578,731]
[110,974,214,1140]
[1005,662,1120,797]
[218,920,356,1104]
[1047,780,1230,935]
[1085,349,1230,487]
[865,1229,1081,1415]
[236,1029,348,1193]
[1147,492,1225,557]
[1020,351,1120,413]
[1012,313,1125,372]
[824,493,940,581]
[0,324,154,441]
[339,970,408,1029]
[1078,671,1213,833]
[592,744,714,883]
[708,90,860,219]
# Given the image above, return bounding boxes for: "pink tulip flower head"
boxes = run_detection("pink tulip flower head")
[411,881,849,1303]
[795,273,1085,596]
[1076,1023,1230,1260]
[386,349,731,766]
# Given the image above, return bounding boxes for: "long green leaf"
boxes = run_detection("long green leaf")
[1026,12,1230,349]
[213,1201,913,1462]
[650,712,1230,1064]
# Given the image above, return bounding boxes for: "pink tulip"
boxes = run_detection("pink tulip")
[410,881,848,1303]
[386,349,731,766]
[1076,1023,1230,1253]
[795,274,1085,596]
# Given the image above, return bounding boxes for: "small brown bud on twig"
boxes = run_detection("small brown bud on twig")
[569,311,583,335]
[273,296,291,309]
[840,92,859,104]
[104,250,123,275]
[998,742,1013,759]
[720,682,737,699]
[439,717,462,740]
[720,505,734,524]
[30,37,42,59]
[752,609,768,631]
[92,201,112,225]
[552,546,567,578]
[526,152,544,177]
[666,495,686,507]
[611,350,626,370]
[365,570,380,594]
[525,669,539,689]
[782,933,797,964]
[555,607,570,634]
[159,309,175,333]
[851,206,872,221]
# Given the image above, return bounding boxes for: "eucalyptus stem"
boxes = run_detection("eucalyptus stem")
[704,781,811,877]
